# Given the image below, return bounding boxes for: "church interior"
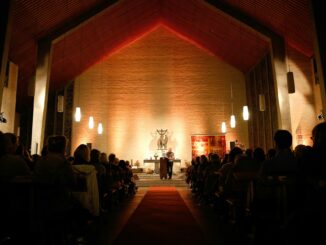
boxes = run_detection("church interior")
[1,0,326,244]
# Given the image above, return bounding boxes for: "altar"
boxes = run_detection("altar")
[143,159,181,174]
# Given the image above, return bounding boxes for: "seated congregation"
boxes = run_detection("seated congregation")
[185,121,326,244]
[1,121,326,245]
[0,132,137,245]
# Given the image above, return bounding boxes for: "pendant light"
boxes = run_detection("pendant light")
[230,82,236,128]
[88,116,94,129]
[75,107,81,122]
[74,77,81,122]
[230,115,236,128]
[221,122,227,133]
[284,8,295,94]
[242,105,249,120]
[97,122,103,135]
[57,29,66,115]
[74,24,84,122]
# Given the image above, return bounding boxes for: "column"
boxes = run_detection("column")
[0,62,18,132]
[0,0,11,110]
[271,39,292,131]
[31,40,52,154]
[311,0,326,112]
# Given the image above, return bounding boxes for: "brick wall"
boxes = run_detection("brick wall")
[71,26,248,165]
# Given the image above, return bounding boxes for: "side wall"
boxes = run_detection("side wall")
[287,45,319,146]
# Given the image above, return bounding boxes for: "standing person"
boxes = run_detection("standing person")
[166,148,175,179]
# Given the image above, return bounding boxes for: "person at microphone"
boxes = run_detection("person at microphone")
[166,148,175,179]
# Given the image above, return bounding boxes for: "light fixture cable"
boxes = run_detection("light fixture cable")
[230,82,236,128]
[75,22,83,122]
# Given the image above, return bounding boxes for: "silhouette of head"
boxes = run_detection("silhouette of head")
[274,130,292,150]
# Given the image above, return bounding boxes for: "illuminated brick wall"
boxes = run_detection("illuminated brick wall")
[287,45,319,146]
[72,26,248,166]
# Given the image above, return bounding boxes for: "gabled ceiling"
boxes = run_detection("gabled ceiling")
[218,0,314,57]
[8,0,314,109]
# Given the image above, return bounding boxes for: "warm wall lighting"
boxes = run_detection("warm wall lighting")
[221,122,227,133]
[88,116,94,129]
[259,94,265,111]
[75,107,81,122]
[243,106,249,120]
[97,122,103,134]
[230,115,236,128]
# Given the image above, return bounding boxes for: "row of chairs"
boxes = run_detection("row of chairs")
[1,178,75,244]
[213,173,298,244]
[0,175,137,245]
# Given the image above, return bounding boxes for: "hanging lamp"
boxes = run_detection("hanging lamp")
[97,122,103,134]
[230,115,236,128]
[242,106,249,120]
[88,116,94,129]
[75,107,81,122]
[221,122,227,133]
[230,82,236,128]
[285,16,295,94]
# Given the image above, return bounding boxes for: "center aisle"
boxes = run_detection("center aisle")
[112,186,208,245]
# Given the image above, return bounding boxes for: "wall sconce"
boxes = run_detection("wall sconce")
[88,116,94,129]
[259,94,265,111]
[221,122,227,133]
[287,71,295,93]
[242,106,249,120]
[75,107,81,122]
[97,122,103,134]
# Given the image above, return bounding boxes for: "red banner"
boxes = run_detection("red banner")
[191,135,226,159]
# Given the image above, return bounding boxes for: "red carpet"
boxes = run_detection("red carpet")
[113,187,207,244]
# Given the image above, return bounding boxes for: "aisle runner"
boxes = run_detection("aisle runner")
[113,186,207,244]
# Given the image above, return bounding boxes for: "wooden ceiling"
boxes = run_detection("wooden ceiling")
[8,0,314,108]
